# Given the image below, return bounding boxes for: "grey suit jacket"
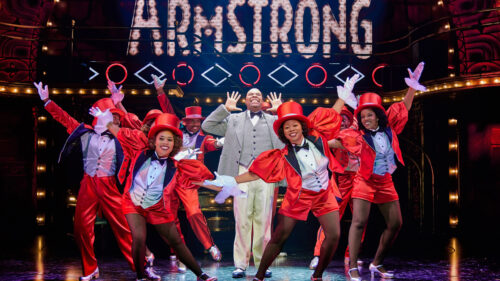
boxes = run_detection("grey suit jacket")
[202,104,285,177]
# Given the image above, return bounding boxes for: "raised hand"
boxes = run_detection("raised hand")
[89,106,103,117]
[337,74,360,109]
[33,82,49,101]
[151,74,166,91]
[107,80,124,105]
[224,91,242,112]
[405,62,426,91]
[266,92,282,113]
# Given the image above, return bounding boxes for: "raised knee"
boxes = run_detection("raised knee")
[388,218,402,232]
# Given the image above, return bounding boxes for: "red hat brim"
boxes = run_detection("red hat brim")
[181,115,206,121]
[354,103,386,118]
[142,112,162,126]
[148,124,183,139]
[273,114,312,136]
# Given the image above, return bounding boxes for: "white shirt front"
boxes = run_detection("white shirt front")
[293,138,330,192]
[81,132,116,177]
[130,153,167,208]
[247,110,262,126]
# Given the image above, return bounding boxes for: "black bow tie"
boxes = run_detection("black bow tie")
[250,111,263,118]
[151,153,168,165]
[367,127,384,136]
[100,131,113,137]
[294,142,309,152]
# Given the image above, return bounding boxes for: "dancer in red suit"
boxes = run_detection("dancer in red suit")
[103,111,217,281]
[200,91,360,280]
[309,106,366,269]
[34,82,135,280]
[336,62,426,280]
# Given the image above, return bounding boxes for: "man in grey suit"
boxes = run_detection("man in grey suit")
[202,89,284,278]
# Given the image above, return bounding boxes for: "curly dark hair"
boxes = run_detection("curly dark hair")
[357,107,388,132]
[148,129,183,158]
[277,119,309,146]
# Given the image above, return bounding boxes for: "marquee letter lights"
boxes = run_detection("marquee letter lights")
[239,63,261,86]
[172,63,194,86]
[322,1,347,59]
[193,5,224,55]
[248,0,269,57]
[270,0,293,57]
[227,0,247,53]
[350,0,372,59]
[128,0,163,56]
[295,0,320,59]
[167,0,191,56]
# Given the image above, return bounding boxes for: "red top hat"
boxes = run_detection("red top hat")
[354,92,387,118]
[142,109,162,126]
[148,113,183,139]
[273,101,312,136]
[182,106,205,121]
[340,106,354,123]
[91,98,124,127]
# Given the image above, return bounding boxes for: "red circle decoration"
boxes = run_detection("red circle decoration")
[372,64,387,88]
[172,63,194,86]
[306,64,327,87]
[239,64,261,87]
[106,63,128,84]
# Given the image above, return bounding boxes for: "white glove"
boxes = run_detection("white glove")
[152,74,166,90]
[404,62,426,91]
[89,107,113,135]
[203,172,245,203]
[337,74,359,109]
[33,82,49,101]
[215,137,225,147]
[107,80,124,105]
[174,148,202,160]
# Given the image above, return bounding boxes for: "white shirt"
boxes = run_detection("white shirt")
[183,130,200,149]
[81,132,116,177]
[293,138,330,192]
[247,110,262,126]
[130,153,167,208]
[370,127,390,153]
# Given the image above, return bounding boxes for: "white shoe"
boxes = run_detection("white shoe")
[347,268,361,281]
[79,267,99,281]
[146,253,155,267]
[208,245,222,261]
[145,266,161,280]
[170,255,177,261]
[309,256,319,269]
[369,263,394,279]
[177,261,187,273]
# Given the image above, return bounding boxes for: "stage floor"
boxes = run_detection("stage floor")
[1,236,500,281]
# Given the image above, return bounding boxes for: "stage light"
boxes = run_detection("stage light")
[494,78,500,83]
[210,199,215,204]
[449,168,458,176]
[42,46,48,51]
[37,165,46,173]
[324,98,330,104]
[449,142,457,150]
[241,98,246,103]
[42,71,47,76]
[448,48,454,53]
[322,1,347,58]
[227,0,246,53]
[449,216,458,227]
[79,89,85,94]
[37,139,46,147]
[144,90,151,95]
[36,215,45,225]
[91,90,97,95]
[270,0,293,57]
[437,0,443,5]
[205,97,212,103]
[295,0,320,59]
[46,21,52,26]
[449,193,459,202]
[36,190,46,198]
[65,89,72,94]
[300,98,306,103]
[444,24,450,29]
[12,88,18,93]
[350,0,372,59]
[448,118,457,125]
[480,79,486,85]
[38,116,47,122]
[68,195,76,202]
[313,98,318,104]
[449,73,455,77]
[289,98,294,102]
[217,97,223,103]
[193,5,223,54]
[131,90,137,95]
[227,198,232,204]
[128,0,163,56]
[0,87,5,91]
[52,89,59,94]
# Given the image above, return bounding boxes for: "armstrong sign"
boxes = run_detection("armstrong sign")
[127,0,373,59]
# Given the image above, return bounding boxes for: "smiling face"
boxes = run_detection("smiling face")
[245,88,263,112]
[183,118,201,134]
[154,130,175,158]
[282,119,304,145]
[360,108,379,130]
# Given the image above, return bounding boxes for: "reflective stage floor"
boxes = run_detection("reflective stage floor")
[1,234,499,281]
